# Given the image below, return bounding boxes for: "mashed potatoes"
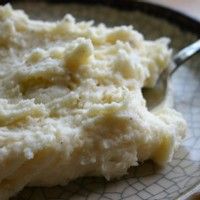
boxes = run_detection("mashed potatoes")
[0,4,186,200]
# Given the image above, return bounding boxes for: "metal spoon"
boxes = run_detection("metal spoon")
[142,40,200,110]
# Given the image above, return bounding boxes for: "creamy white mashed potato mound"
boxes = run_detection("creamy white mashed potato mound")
[0,4,186,200]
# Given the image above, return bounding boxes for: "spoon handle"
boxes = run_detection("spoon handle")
[170,39,200,75]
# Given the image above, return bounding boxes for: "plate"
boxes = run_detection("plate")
[10,1,200,199]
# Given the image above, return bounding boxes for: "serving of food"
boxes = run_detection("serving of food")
[0,4,189,199]
[0,2,200,200]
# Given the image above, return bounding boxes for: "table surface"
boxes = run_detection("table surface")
[145,0,200,21]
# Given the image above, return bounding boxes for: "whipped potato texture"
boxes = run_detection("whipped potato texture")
[0,4,186,200]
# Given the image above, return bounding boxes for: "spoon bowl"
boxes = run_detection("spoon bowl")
[142,40,200,110]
